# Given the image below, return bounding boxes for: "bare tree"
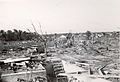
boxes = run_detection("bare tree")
[31,22,48,55]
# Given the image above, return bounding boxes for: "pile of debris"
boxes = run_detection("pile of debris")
[0,55,47,82]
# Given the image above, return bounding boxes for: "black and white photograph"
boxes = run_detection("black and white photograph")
[0,0,120,82]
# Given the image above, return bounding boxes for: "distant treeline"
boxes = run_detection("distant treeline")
[0,29,39,41]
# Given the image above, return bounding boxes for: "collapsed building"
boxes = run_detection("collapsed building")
[0,54,69,82]
[0,56,47,82]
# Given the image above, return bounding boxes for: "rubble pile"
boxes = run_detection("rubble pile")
[52,31,120,76]
[0,55,48,82]
[0,56,45,74]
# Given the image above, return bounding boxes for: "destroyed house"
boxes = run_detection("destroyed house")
[0,57,47,82]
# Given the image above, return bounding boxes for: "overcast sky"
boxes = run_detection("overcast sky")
[0,0,120,33]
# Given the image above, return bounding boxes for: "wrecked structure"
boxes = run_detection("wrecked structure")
[0,54,69,82]
[0,57,47,82]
